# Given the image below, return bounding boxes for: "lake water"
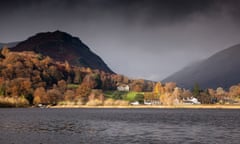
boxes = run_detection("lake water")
[0,108,240,144]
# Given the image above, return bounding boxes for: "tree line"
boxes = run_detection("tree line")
[0,48,239,107]
[0,48,154,107]
[145,82,240,105]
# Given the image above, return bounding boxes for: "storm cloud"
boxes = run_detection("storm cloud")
[1,0,240,80]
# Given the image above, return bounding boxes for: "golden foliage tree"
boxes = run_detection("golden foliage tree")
[76,83,91,104]
[164,82,176,93]
[33,87,47,104]
[216,87,227,103]
[153,82,165,94]
[229,85,240,99]
[181,89,192,99]
[160,92,174,105]
[47,88,63,105]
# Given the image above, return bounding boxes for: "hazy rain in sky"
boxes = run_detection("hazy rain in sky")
[1,0,240,80]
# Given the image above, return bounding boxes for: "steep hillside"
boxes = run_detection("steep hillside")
[163,44,240,89]
[11,31,113,73]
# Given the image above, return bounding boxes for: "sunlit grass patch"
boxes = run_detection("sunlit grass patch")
[0,96,29,107]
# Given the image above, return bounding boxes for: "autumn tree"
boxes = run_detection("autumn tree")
[144,81,155,92]
[46,88,63,105]
[216,87,227,104]
[198,91,212,104]
[14,61,25,77]
[153,82,164,94]
[21,79,33,103]
[64,90,75,101]
[57,80,67,94]
[164,82,176,93]
[41,56,53,67]
[82,73,102,89]
[172,87,182,101]
[208,89,216,98]
[181,89,192,99]
[31,70,44,88]
[101,75,115,90]
[49,65,63,82]
[3,78,33,99]
[130,80,144,92]
[229,85,240,100]
[123,76,129,84]
[88,89,104,102]
[33,87,47,105]
[132,84,143,92]
[160,92,173,105]
[76,83,91,104]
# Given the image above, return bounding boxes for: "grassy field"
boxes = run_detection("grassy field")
[103,91,144,102]
[67,84,79,89]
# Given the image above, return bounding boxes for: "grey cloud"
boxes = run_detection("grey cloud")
[0,0,240,80]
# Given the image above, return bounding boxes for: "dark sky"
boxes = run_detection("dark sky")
[1,0,240,80]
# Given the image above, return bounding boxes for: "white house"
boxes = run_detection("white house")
[183,97,201,104]
[117,84,130,91]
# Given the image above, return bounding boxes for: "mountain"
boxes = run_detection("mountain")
[11,31,114,73]
[0,42,19,49]
[163,44,240,89]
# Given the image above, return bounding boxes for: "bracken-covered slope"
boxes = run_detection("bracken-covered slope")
[163,44,240,89]
[12,31,114,73]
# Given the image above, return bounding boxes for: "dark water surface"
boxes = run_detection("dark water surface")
[0,108,240,144]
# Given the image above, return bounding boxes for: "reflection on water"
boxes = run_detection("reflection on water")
[0,108,240,144]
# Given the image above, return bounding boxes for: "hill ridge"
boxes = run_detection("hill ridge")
[163,44,240,89]
[12,30,114,73]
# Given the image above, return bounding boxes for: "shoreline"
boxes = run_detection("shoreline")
[51,104,240,109]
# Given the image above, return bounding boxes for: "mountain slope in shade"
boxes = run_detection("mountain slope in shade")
[163,44,240,89]
[0,42,19,49]
[11,31,114,73]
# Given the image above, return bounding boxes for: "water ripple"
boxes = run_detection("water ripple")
[0,109,239,144]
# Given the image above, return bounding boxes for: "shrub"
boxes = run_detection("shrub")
[114,100,129,106]
[0,96,29,107]
[86,99,103,106]
[135,94,144,104]
[104,98,115,106]
[57,101,75,106]
[123,92,144,103]
[75,99,84,105]
[104,91,126,99]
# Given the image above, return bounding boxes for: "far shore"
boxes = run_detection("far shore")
[50,104,240,109]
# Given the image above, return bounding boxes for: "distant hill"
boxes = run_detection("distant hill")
[11,31,114,73]
[0,42,19,49]
[163,44,240,89]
